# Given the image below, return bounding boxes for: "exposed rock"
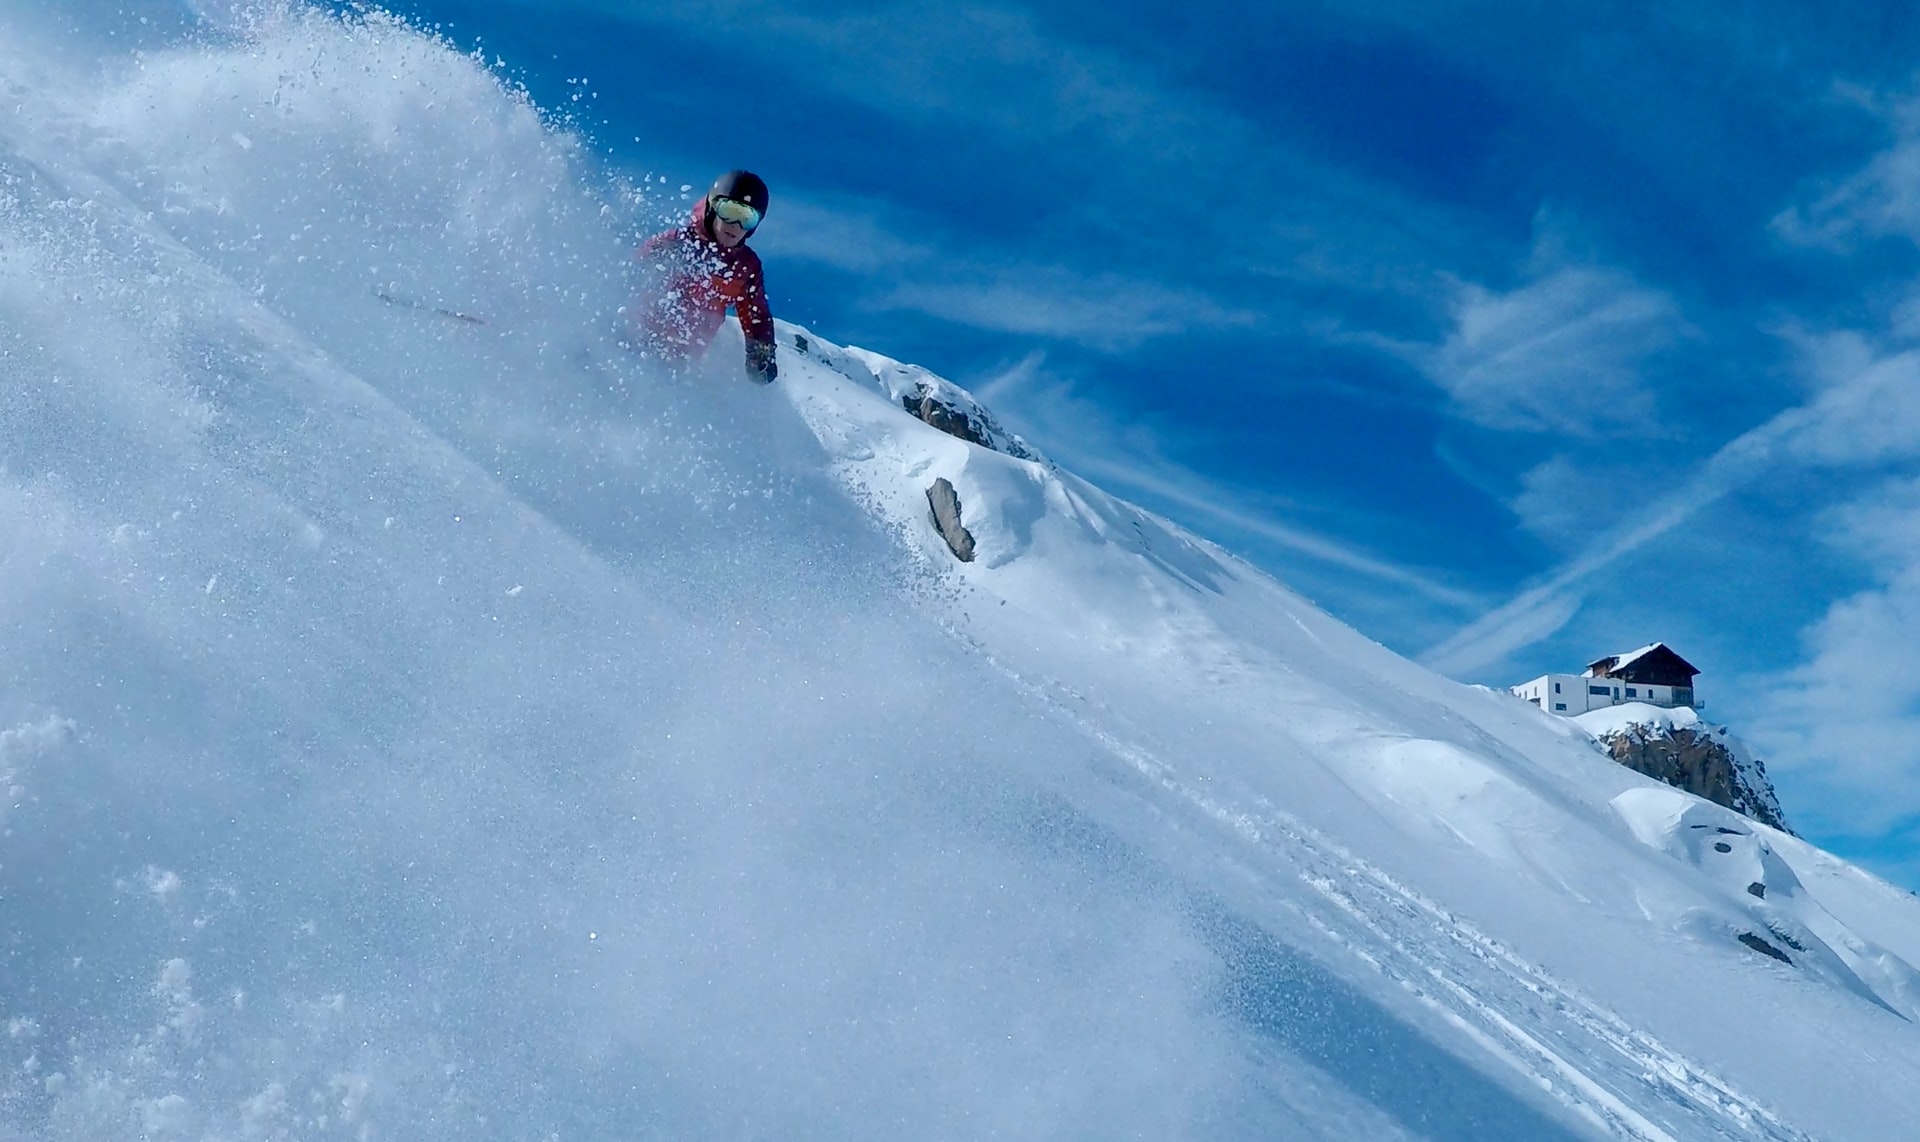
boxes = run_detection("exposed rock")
[1738,931,1793,964]
[926,478,976,563]
[1585,713,1793,835]
[897,381,1044,461]
[907,388,994,449]
[841,349,1045,462]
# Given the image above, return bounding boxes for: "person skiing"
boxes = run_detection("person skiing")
[628,169,777,384]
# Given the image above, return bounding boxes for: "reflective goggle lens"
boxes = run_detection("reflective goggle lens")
[711,196,762,230]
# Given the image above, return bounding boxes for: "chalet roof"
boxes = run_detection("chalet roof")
[1610,643,1663,672]
[1585,642,1700,680]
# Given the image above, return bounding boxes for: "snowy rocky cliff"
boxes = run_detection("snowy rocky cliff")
[1575,705,1792,834]
[846,344,1045,464]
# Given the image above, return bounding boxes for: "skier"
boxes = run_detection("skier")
[628,169,777,384]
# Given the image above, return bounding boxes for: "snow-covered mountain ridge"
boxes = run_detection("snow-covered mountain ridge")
[775,320,1920,1130]
[4,5,1920,1139]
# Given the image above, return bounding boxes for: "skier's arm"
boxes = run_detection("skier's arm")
[636,227,678,261]
[633,228,681,284]
[738,257,777,383]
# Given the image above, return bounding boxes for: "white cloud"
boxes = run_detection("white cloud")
[1509,455,1624,551]
[1728,86,1920,858]
[1420,328,1920,679]
[755,191,1257,349]
[1406,263,1690,435]
[1419,582,1586,681]
[582,0,1247,165]
[1740,476,1920,838]
[978,356,1485,612]
[1748,561,1920,834]
[548,0,1509,314]
[1775,92,1920,248]
[749,196,934,275]
[1776,342,1920,467]
[875,268,1256,350]
[1823,475,1920,573]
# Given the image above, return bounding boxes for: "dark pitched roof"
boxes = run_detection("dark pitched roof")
[1586,643,1700,683]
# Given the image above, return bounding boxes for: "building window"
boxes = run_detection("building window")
[1554,703,1567,711]
[1589,685,1610,696]
[1626,687,1637,698]
[1553,682,1561,693]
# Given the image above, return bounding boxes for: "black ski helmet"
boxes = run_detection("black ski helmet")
[704,169,769,235]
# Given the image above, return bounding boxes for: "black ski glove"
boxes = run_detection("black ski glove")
[745,338,778,384]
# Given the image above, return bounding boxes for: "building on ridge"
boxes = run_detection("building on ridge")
[1511,643,1701,715]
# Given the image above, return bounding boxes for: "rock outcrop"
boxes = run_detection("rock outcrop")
[787,333,1044,463]
[841,349,1045,463]
[926,477,976,563]
[1578,707,1792,834]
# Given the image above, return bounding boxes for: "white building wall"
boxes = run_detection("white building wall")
[1510,674,1697,716]
[1512,674,1585,714]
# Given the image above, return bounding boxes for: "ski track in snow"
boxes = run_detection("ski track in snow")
[961,635,1812,1142]
[1284,831,1808,1142]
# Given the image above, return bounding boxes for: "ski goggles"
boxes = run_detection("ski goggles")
[710,195,762,231]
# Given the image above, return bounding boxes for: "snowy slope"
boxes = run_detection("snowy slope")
[779,326,1920,1137]
[4,5,1920,1141]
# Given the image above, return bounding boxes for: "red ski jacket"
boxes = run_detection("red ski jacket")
[631,201,774,363]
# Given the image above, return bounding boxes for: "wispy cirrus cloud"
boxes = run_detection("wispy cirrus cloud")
[536,0,1514,310]
[755,191,1257,349]
[572,0,1251,166]
[1368,240,1692,437]
[873,268,1256,350]
[1421,332,1920,679]
[1748,479,1920,837]
[976,354,1486,619]
[748,196,935,275]
[1731,308,1920,845]
[1773,87,1920,248]
[1508,455,1632,552]
[1423,266,1688,434]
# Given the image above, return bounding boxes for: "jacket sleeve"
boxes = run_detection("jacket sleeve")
[630,229,676,300]
[636,227,677,259]
[737,252,775,347]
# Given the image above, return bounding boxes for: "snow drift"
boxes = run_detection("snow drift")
[4,5,1920,1141]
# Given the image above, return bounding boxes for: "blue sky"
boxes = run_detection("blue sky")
[335,1,1920,885]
